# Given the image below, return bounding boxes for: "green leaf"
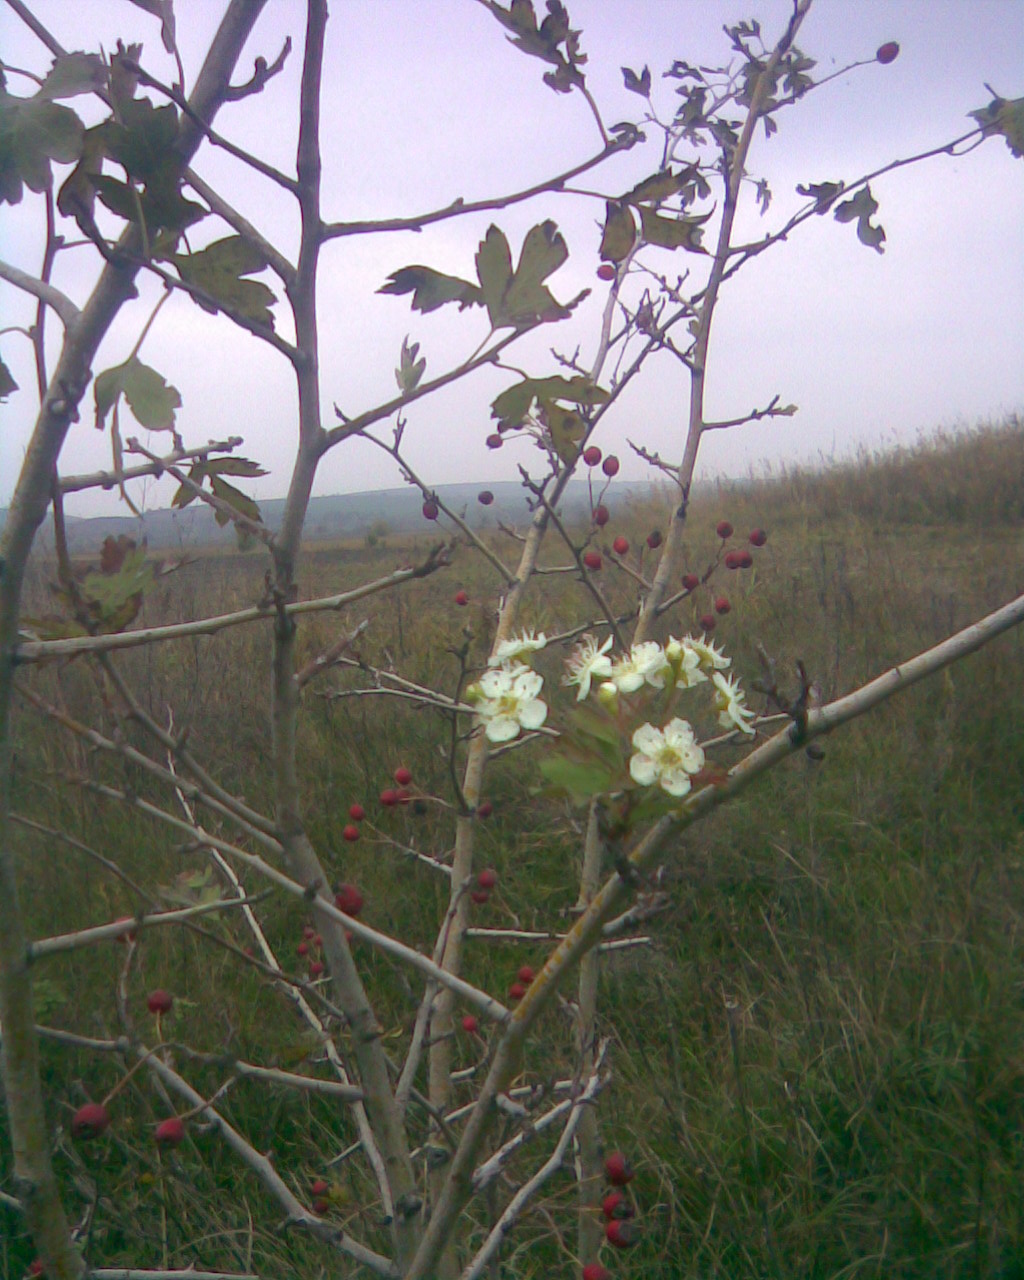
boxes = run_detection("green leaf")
[538,755,617,805]
[599,201,637,262]
[81,538,153,632]
[621,167,695,206]
[396,335,426,393]
[834,185,885,254]
[173,235,276,326]
[621,65,651,96]
[475,224,514,326]
[542,401,585,463]
[38,52,108,101]
[125,0,178,55]
[0,89,84,204]
[377,266,483,313]
[209,474,262,527]
[638,205,711,252]
[969,96,1024,159]
[0,354,18,401]
[796,179,844,213]
[100,97,178,183]
[94,356,181,432]
[491,374,608,428]
[502,219,569,323]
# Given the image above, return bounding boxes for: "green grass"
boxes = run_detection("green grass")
[3,415,1024,1278]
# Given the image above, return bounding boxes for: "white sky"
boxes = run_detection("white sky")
[1,0,1022,516]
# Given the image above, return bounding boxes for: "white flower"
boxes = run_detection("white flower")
[665,637,707,689]
[488,629,547,667]
[629,718,705,797]
[610,641,669,693]
[682,634,730,675]
[565,634,613,701]
[711,671,756,736]
[473,663,548,742]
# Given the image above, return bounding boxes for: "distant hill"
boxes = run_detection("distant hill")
[2,479,662,554]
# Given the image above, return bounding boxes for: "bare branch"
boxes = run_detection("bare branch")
[0,258,79,327]
[59,435,244,494]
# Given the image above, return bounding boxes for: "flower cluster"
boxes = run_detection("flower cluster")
[468,632,549,743]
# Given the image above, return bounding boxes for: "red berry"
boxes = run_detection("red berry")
[380,788,398,807]
[612,536,630,556]
[646,529,662,550]
[714,595,731,614]
[146,988,173,1015]
[725,550,742,570]
[313,934,322,946]
[681,572,699,592]
[716,520,733,539]
[476,800,493,818]
[334,883,363,917]
[602,1189,634,1219]
[478,490,494,505]
[583,550,602,571]
[582,1266,611,1280]
[312,1196,330,1215]
[348,803,365,822]
[303,925,316,939]
[602,455,620,477]
[517,964,535,984]
[155,1116,185,1148]
[486,433,503,449]
[605,1218,639,1248]
[394,766,413,786]
[876,41,899,64]
[461,1014,479,1034]
[71,1102,111,1140]
[454,589,469,606]
[311,1178,329,1196]
[737,549,753,568]
[604,1150,635,1185]
[597,263,616,281]
[749,527,767,547]
[508,981,526,1001]
[699,613,716,632]
[422,500,439,521]
[592,504,610,527]
[477,868,498,890]
[470,888,491,905]
[29,1262,45,1277]
[395,787,412,804]
[297,941,309,956]
[308,960,325,977]
[582,446,602,467]
[342,823,360,842]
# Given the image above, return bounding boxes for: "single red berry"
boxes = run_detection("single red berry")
[749,527,767,547]
[146,989,173,1016]
[725,550,742,570]
[394,766,413,786]
[582,1266,611,1280]
[422,500,439,521]
[592,504,610,527]
[714,595,731,614]
[486,433,503,449]
[454,589,469,606]
[71,1102,111,1140]
[602,1189,634,1219]
[155,1116,185,1148]
[612,535,630,556]
[478,490,494,505]
[477,868,498,890]
[342,823,360,842]
[395,787,412,804]
[582,445,602,467]
[716,520,733,539]
[476,800,493,819]
[312,1196,330,1215]
[461,1014,479,1034]
[297,941,310,956]
[303,925,316,939]
[334,883,364,917]
[583,550,603,571]
[308,960,325,977]
[29,1261,45,1277]
[681,572,699,592]
[604,1151,635,1185]
[313,934,322,946]
[348,803,365,822]
[699,613,716,632]
[470,888,491,905]
[380,788,398,807]
[646,529,663,550]
[737,549,753,568]
[517,964,535,984]
[311,1178,329,1196]
[596,262,616,281]
[605,1218,639,1248]
[602,455,620,477]
[876,40,899,64]
[508,981,527,1001]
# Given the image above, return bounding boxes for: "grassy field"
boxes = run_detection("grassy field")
[4,415,1023,1279]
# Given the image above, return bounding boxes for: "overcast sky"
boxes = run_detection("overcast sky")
[1,0,1022,517]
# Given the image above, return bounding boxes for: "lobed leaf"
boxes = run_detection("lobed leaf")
[94,356,181,432]
[378,266,483,314]
[173,235,277,326]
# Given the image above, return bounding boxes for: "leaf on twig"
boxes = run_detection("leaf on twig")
[599,201,636,263]
[0,354,18,401]
[491,374,608,428]
[621,65,651,96]
[833,184,885,253]
[94,356,181,432]
[172,235,277,327]
[171,456,267,511]
[638,205,711,253]
[37,53,108,101]
[969,95,1024,159]
[795,179,844,214]
[377,266,483,314]
[395,335,426,393]
[0,86,84,205]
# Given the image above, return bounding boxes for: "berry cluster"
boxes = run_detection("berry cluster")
[581,1151,641,1276]
[686,520,769,633]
